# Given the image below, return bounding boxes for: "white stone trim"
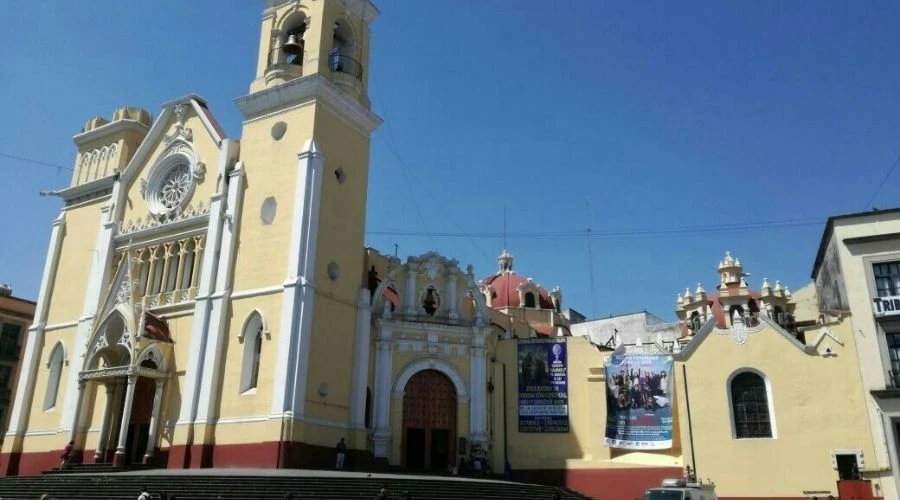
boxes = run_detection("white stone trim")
[73,118,149,147]
[392,357,470,402]
[177,200,225,424]
[7,213,66,436]
[230,285,283,301]
[726,367,778,440]
[270,139,324,419]
[196,153,245,424]
[56,174,116,204]
[235,73,382,136]
[43,321,79,332]
[350,288,372,428]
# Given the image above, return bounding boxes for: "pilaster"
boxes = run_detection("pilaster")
[196,159,245,424]
[271,139,325,419]
[350,288,372,429]
[6,212,66,440]
[372,322,393,458]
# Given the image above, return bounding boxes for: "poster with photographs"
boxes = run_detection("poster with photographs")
[604,354,674,450]
[518,337,569,433]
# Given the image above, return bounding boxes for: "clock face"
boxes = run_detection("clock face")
[158,163,192,211]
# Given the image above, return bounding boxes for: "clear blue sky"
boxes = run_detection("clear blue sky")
[2,1,899,321]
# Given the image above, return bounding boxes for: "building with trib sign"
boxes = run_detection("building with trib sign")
[811,207,900,499]
[0,1,888,499]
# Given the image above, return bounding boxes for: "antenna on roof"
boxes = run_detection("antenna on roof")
[585,197,598,319]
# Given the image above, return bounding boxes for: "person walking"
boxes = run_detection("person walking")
[59,440,74,470]
[335,437,347,470]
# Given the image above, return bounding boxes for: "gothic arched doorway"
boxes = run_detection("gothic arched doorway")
[401,369,456,472]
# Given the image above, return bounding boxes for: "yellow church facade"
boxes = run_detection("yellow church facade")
[0,2,885,499]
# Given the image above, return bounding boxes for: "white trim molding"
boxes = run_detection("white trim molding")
[7,212,66,437]
[270,139,325,419]
[235,73,382,136]
[391,356,470,403]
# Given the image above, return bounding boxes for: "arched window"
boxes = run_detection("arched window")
[730,371,773,439]
[524,292,536,308]
[44,342,65,410]
[240,312,265,393]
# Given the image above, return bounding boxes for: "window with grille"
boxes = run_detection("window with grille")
[0,322,21,359]
[730,371,773,439]
[874,261,900,297]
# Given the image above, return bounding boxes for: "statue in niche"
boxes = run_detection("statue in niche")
[423,287,439,316]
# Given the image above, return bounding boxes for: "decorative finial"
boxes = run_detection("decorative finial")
[497,250,514,274]
[774,280,784,293]
[695,282,705,295]
[761,277,771,290]
[676,293,683,303]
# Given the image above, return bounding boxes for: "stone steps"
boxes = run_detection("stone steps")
[0,471,594,500]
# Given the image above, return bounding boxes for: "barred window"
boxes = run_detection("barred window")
[874,261,900,298]
[730,371,772,439]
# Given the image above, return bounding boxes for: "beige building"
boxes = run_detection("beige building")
[0,285,35,443]
[811,207,900,500]
[0,2,886,499]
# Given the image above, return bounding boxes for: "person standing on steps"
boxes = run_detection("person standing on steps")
[336,437,347,470]
[59,440,74,470]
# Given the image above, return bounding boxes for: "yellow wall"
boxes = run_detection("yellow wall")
[231,109,315,292]
[45,201,104,325]
[304,104,372,422]
[217,294,283,423]
[27,327,75,434]
[491,336,682,472]
[676,321,877,498]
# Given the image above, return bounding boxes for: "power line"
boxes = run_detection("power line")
[366,218,824,240]
[0,152,73,172]
[864,147,900,210]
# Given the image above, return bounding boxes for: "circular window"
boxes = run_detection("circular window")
[146,154,196,216]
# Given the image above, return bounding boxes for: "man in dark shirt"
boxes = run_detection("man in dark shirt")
[336,438,347,470]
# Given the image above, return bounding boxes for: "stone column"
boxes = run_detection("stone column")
[372,324,394,458]
[404,268,418,316]
[67,380,87,447]
[113,373,137,467]
[350,289,372,429]
[470,346,488,444]
[448,270,459,322]
[93,383,115,462]
[143,379,165,463]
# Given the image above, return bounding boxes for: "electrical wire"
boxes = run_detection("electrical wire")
[366,218,823,240]
[0,152,73,172]
[864,147,900,210]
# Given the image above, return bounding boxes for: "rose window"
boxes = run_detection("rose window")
[144,152,198,216]
[159,164,192,210]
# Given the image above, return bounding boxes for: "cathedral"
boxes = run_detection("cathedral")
[0,2,885,499]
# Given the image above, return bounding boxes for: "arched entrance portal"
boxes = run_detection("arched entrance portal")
[401,370,456,472]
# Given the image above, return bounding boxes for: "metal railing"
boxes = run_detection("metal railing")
[329,53,363,80]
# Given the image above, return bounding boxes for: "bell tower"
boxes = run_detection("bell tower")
[230,0,382,468]
[250,0,375,107]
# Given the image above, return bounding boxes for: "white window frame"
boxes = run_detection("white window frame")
[43,342,66,411]
[239,312,266,394]
[726,368,777,440]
